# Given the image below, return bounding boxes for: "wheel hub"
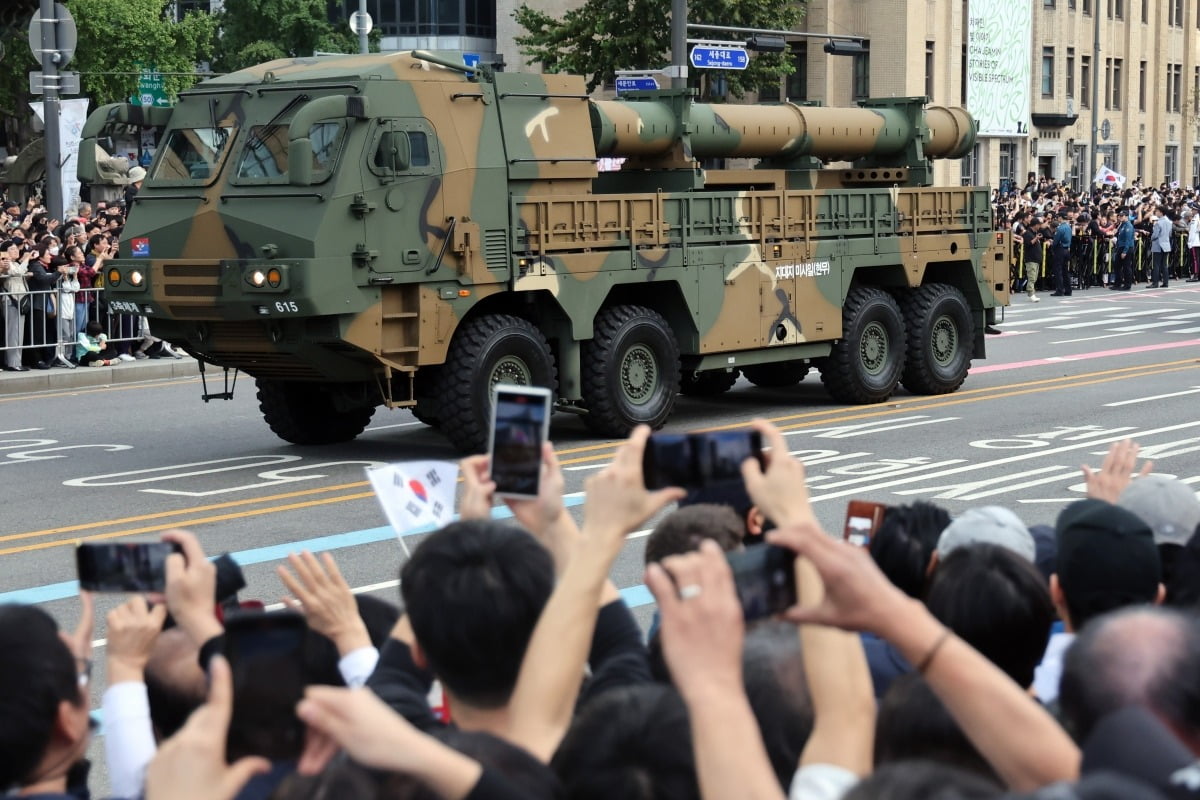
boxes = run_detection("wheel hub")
[860,321,889,375]
[490,355,532,387]
[621,344,658,404]
[931,316,957,366]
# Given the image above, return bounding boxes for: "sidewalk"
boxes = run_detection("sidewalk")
[0,356,201,394]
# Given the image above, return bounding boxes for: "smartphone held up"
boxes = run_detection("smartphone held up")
[76,541,182,592]
[726,544,798,621]
[489,384,553,499]
[642,429,765,490]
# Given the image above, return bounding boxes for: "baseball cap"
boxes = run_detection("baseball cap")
[1055,499,1161,617]
[1118,475,1200,547]
[128,166,147,182]
[937,505,1036,563]
[1080,706,1200,800]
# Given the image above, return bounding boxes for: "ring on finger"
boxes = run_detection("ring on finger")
[678,584,702,600]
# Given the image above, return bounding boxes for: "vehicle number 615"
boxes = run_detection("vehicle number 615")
[274,301,299,313]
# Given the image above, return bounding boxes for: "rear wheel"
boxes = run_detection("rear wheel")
[411,368,441,428]
[679,369,739,396]
[819,287,906,404]
[434,314,557,453]
[900,283,974,395]
[742,361,809,388]
[582,305,680,437]
[257,379,376,445]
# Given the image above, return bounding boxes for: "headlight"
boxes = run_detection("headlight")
[248,270,267,287]
[107,268,120,286]
[128,270,144,287]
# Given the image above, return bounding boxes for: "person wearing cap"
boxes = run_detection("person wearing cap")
[1032,498,1164,705]
[1118,474,1200,602]
[1112,208,1136,291]
[1150,205,1173,288]
[1051,210,1075,296]
[935,505,1037,565]
[124,165,146,208]
[1021,212,1044,302]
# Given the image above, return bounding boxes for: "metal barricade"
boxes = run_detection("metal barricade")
[0,282,143,365]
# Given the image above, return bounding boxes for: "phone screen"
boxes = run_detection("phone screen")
[843,500,888,547]
[727,544,797,621]
[490,386,551,498]
[642,433,695,490]
[643,430,763,490]
[224,611,308,761]
[76,542,181,592]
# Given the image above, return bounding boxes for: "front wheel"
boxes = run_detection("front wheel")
[256,379,375,445]
[582,305,680,437]
[900,283,974,395]
[434,314,557,453]
[819,287,906,404]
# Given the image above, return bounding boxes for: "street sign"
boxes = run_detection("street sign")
[349,10,373,35]
[463,52,480,78]
[689,45,749,70]
[615,77,659,92]
[130,64,169,108]
[27,3,76,67]
[29,70,79,95]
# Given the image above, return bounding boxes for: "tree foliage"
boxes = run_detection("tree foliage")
[213,0,377,73]
[513,0,804,97]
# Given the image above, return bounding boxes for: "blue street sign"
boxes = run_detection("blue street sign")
[615,77,659,92]
[689,45,749,70]
[463,52,480,78]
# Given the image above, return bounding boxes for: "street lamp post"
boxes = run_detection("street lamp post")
[38,0,62,222]
[1088,3,1101,189]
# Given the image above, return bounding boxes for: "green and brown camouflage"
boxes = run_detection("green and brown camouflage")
[78,49,1009,451]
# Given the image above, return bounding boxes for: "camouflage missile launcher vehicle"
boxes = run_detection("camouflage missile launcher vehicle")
[77,50,1009,452]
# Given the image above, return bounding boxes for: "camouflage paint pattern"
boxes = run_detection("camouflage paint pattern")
[79,50,1007,435]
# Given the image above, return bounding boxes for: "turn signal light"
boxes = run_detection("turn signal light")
[107,268,121,286]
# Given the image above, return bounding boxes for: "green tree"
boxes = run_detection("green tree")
[213,0,377,73]
[65,0,216,105]
[513,0,803,97]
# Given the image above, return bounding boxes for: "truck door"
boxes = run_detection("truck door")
[363,118,444,273]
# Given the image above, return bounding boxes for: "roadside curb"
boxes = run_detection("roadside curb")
[0,358,201,394]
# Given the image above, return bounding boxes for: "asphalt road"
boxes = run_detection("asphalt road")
[4,284,1200,788]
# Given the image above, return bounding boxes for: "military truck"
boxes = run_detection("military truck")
[77,50,1009,452]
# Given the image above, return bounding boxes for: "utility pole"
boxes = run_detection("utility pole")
[38,0,62,221]
[357,0,369,54]
[1088,3,1101,190]
[670,0,686,88]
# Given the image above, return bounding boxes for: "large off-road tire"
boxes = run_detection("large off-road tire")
[679,369,739,396]
[411,368,441,429]
[434,314,557,453]
[256,379,376,445]
[582,305,681,437]
[900,283,974,395]
[819,287,906,404]
[742,361,809,388]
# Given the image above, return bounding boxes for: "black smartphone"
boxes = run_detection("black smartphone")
[223,610,308,761]
[726,544,798,621]
[489,384,552,499]
[76,542,181,592]
[643,430,764,490]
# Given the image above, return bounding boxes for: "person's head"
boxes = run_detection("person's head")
[742,621,814,789]
[936,506,1036,567]
[1059,606,1200,751]
[868,501,951,598]
[679,481,772,541]
[552,684,698,800]
[1053,499,1163,631]
[875,674,1000,785]
[1118,476,1200,549]
[400,519,554,709]
[128,166,147,186]
[85,321,104,338]
[925,544,1054,689]
[64,245,84,264]
[76,203,91,219]
[0,605,90,791]
[144,626,207,740]
[842,760,1001,800]
[644,504,744,565]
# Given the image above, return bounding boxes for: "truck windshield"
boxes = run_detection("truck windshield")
[150,126,233,182]
[234,122,344,180]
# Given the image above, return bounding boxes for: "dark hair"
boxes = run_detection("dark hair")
[868,502,950,598]
[842,760,1002,800]
[552,684,698,800]
[1059,606,1200,742]
[0,605,83,788]
[400,519,554,708]
[644,504,744,565]
[742,621,814,789]
[144,628,207,740]
[875,674,1000,785]
[924,544,1054,689]
[85,321,104,337]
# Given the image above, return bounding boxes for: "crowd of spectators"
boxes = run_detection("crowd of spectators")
[0,193,182,372]
[3,420,1200,800]
[993,173,1200,298]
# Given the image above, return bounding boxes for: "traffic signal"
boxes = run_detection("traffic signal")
[747,35,788,53]
[823,40,868,56]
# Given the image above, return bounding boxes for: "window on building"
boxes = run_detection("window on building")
[1067,48,1076,97]
[925,41,935,99]
[1169,0,1185,25]
[1139,61,1147,110]
[961,143,980,186]
[1069,0,1076,8]
[1042,47,1055,97]
[1113,59,1122,109]
[1104,58,1112,109]
[961,45,968,103]
[1143,0,1149,21]
[1045,0,1056,7]
[1193,147,1200,187]
[853,45,870,100]
[786,43,807,101]
[1169,63,1184,112]
[346,0,496,38]
[1081,56,1091,107]
[1137,146,1145,180]
[999,142,1017,185]
[1116,0,1124,17]
[1083,0,1091,13]
[1166,145,1180,183]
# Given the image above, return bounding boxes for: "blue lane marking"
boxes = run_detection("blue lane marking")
[0,494,597,606]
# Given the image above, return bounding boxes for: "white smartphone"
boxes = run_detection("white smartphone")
[489,384,553,499]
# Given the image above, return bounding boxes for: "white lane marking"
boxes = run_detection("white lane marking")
[368,422,424,431]
[1051,332,1136,344]
[1049,318,1134,330]
[992,316,1073,327]
[1105,387,1200,407]
[1169,326,1200,333]
[1163,312,1200,320]
[1109,321,1186,332]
